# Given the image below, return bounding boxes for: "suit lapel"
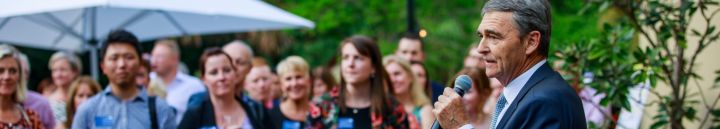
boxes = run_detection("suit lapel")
[496,63,553,129]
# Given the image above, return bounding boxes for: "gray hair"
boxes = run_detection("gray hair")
[0,44,27,103]
[155,39,181,58]
[482,0,551,56]
[49,51,83,73]
[224,40,254,61]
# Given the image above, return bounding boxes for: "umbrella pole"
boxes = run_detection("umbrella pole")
[85,7,100,80]
[89,39,99,80]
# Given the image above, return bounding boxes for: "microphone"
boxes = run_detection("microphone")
[431,75,472,129]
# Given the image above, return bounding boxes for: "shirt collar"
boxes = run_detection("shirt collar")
[102,85,149,102]
[150,71,185,86]
[502,59,547,104]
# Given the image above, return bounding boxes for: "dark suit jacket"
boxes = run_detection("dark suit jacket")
[178,92,275,129]
[496,63,586,129]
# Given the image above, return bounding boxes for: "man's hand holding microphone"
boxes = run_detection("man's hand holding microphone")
[431,75,472,129]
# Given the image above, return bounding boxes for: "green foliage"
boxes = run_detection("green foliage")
[562,0,720,128]
[266,0,486,82]
[712,109,720,129]
[715,70,720,88]
[556,21,639,114]
[268,0,603,83]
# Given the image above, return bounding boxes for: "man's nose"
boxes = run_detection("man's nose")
[478,41,490,55]
[117,58,128,69]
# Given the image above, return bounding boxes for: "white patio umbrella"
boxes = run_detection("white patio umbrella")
[0,0,314,79]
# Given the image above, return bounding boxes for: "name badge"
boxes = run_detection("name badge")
[199,126,218,129]
[338,117,354,129]
[94,115,114,128]
[282,120,301,129]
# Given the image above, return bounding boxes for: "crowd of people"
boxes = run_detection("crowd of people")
[0,0,588,129]
[0,27,501,129]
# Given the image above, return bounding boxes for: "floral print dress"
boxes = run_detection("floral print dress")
[310,87,410,129]
[0,106,44,129]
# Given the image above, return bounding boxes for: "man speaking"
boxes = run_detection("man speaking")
[432,0,586,129]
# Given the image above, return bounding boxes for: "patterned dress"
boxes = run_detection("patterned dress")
[269,103,325,129]
[0,107,44,129]
[311,87,410,129]
[48,99,66,124]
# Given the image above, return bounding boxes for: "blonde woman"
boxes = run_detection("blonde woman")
[269,56,327,128]
[46,51,82,124]
[383,55,433,129]
[0,44,43,129]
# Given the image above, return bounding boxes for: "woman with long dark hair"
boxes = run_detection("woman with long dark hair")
[316,35,409,129]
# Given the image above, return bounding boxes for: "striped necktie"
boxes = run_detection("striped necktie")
[491,94,507,129]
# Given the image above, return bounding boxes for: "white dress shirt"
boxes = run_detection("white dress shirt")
[150,71,206,124]
[461,59,547,129]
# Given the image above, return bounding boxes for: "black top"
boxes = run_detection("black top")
[269,107,307,129]
[337,107,371,129]
[178,92,275,129]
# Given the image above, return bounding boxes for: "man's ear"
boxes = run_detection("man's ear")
[99,60,107,75]
[525,31,541,55]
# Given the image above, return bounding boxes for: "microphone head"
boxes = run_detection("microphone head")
[454,75,472,92]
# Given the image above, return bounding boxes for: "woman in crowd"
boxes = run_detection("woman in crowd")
[179,48,273,129]
[60,76,101,129]
[452,67,492,128]
[311,66,336,103]
[318,35,409,128]
[45,51,82,124]
[383,55,434,129]
[136,60,167,98]
[38,78,55,97]
[0,44,43,129]
[409,61,435,102]
[463,43,485,70]
[269,56,326,128]
[136,60,151,87]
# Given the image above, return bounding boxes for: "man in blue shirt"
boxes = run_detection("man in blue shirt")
[72,30,177,129]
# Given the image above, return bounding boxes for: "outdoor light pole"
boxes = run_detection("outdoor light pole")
[406,0,418,34]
